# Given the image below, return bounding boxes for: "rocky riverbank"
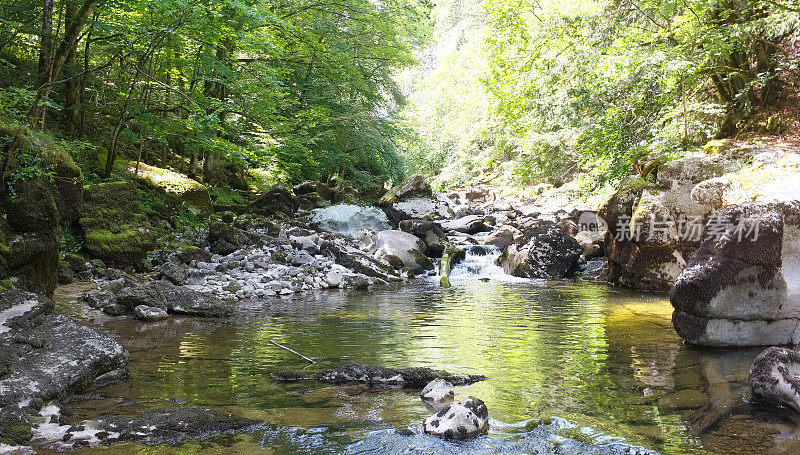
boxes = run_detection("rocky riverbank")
[2,137,799,449]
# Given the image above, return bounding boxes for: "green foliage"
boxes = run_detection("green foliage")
[6,152,55,198]
[60,228,86,254]
[0,0,433,192]
[398,0,800,190]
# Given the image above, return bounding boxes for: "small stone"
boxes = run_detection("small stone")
[420,379,455,411]
[134,305,169,322]
[103,303,126,316]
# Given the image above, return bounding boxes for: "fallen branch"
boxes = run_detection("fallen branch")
[439,244,463,288]
[269,339,316,364]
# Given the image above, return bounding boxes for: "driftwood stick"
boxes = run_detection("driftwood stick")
[269,339,316,364]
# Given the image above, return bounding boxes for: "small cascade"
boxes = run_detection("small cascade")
[445,244,527,283]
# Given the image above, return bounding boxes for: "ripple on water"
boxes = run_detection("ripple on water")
[51,280,795,454]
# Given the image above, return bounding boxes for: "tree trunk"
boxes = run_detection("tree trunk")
[35,0,54,126]
[63,1,80,134]
[28,0,98,126]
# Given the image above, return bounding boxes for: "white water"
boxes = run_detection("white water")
[445,245,533,284]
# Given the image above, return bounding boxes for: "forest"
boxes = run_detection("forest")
[0,0,799,454]
[1,0,797,197]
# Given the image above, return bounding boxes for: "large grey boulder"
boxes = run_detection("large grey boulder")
[398,219,448,257]
[423,397,489,440]
[0,290,129,444]
[500,222,582,279]
[310,204,390,240]
[671,202,800,346]
[440,215,490,235]
[384,196,454,223]
[372,230,434,273]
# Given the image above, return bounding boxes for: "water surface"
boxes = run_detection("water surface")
[52,279,800,454]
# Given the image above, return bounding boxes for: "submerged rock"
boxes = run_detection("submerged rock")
[749,347,800,412]
[272,363,486,388]
[310,204,391,239]
[54,407,260,449]
[423,397,489,440]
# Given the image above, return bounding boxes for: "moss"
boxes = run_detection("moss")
[271,250,286,263]
[16,251,59,296]
[3,424,32,445]
[43,143,83,224]
[0,279,13,292]
[80,181,155,265]
[124,161,212,212]
[6,177,59,233]
[703,139,733,155]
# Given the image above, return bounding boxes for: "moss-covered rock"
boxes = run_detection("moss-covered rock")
[124,162,212,212]
[80,181,156,266]
[0,228,60,296]
[5,177,59,233]
[43,143,83,224]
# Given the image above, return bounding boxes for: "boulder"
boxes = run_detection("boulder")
[2,228,60,296]
[125,162,212,212]
[601,145,799,292]
[420,379,455,411]
[84,289,116,309]
[378,174,432,206]
[57,260,74,284]
[134,305,169,322]
[422,397,489,440]
[500,222,582,279]
[117,284,167,310]
[294,180,333,201]
[5,177,59,233]
[384,196,454,223]
[372,230,433,273]
[671,202,800,346]
[157,262,189,285]
[310,204,390,240]
[176,246,212,264]
[251,184,296,216]
[149,280,234,317]
[439,215,490,235]
[80,182,156,267]
[398,219,447,257]
[749,347,800,412]
[0,290,128,444]
[486,225,523,250]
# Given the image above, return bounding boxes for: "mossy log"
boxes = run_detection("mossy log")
[439,244,463,288]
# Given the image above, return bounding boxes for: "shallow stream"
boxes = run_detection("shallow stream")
[50,271,800,454]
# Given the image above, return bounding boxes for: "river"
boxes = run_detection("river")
[50,258,798,454]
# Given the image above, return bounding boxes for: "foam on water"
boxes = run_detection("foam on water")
[445,245,533,284]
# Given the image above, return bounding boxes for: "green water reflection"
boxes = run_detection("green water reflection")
[54,280,800,454]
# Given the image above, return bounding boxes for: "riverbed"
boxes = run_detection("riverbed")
[50,277,799,454]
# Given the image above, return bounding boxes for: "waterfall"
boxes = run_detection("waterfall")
[445,245,529,283]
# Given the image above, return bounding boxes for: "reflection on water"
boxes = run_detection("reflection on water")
[53,280,800,454]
